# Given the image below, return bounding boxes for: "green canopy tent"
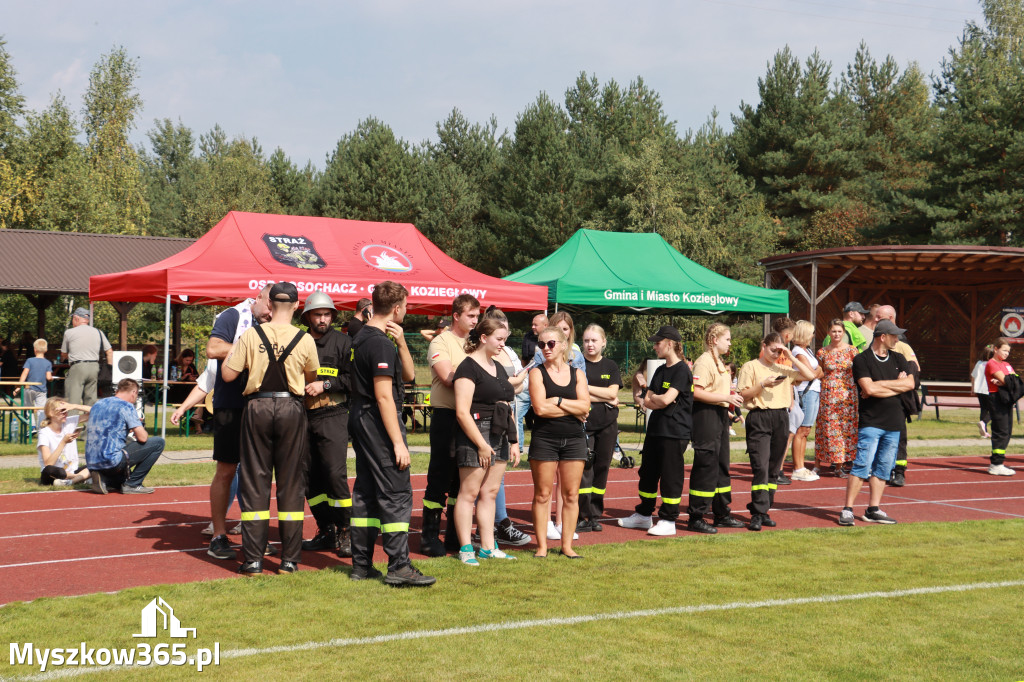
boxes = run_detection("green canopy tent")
[504,229,789,315]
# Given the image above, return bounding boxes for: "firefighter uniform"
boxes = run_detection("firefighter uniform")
[422,330,468,554]
[304,325,353,554]
[349,325,414,572]
[688,351,736,525]
[225,310,319,570]
[635,360,693,522]
[580,357,621,525]
[737,359,806,525]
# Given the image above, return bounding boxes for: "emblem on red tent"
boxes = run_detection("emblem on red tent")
[360,245,413,273]
[262,234,326,270]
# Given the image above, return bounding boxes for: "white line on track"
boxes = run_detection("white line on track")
[11,579,1024,680]
[3,474,1016,517]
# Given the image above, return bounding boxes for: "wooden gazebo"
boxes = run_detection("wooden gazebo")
[760,246,1024,381]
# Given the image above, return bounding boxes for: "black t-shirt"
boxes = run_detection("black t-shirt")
[454,358,513,420]
[210,307,248,409]
[585,357,622,431]
[351,326,404,411]
[853,349,910,432]
[645,361,693,440]
[532,364,585,438]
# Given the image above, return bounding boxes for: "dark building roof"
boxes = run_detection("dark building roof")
[0,229,194,295]
[760,245,1024,289]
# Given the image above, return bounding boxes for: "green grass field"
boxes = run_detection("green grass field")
[3,521,1021,680]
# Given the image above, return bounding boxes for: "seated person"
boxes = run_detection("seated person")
[37,397,92,486]
[177,349,200,382]
[142,344,159,379]
[85,379,164,494]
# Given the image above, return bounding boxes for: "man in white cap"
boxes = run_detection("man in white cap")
[60,308,113,407]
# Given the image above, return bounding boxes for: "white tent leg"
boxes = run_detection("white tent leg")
[161,295,170,439]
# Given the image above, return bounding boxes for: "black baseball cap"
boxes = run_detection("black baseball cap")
[873,319,906,337]
[270,281,298,302]
[648,325,682,343]
[844,302,869,314]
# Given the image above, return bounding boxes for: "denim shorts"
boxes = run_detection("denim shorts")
[851,426,900,480]
[799,390,820,428]
[527,431,588,462]
[454,418,510,468]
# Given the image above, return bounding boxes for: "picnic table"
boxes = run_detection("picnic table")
[0,381,44,444]
[141,379,199,435]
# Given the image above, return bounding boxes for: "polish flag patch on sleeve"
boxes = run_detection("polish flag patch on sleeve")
[377,362,390,369]
[430,352,441,360]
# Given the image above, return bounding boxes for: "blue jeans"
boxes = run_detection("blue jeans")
[514,391,530,451]
[851,427,899,480]
[494,475,508,523]
[97,437,164,488]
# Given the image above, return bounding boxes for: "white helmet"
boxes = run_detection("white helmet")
[302,291,337,320]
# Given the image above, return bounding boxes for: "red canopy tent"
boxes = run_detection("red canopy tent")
[89,211,547,313]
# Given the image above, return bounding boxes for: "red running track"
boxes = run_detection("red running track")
[0,455,1020,605]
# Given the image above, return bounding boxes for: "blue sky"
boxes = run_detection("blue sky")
[3,1,984,168]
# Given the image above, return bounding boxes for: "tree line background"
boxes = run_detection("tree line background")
[0,0,1022,363]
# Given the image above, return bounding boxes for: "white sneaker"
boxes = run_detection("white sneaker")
[201,522,215,536]
[647,519,677,536]
[729,428,737,436]
[229,522,242,534]
[791,467,820,482]
[618,513,653,530]
[53,479,74,487]
[546,520,561,540]
[554,523,578,540]
[989,464,1016,476]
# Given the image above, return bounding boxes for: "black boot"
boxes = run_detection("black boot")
[420,507,446,557]
[888,465,906,487]
[443,505,460,552]
[335,526,352,558]
[302,524,336,551]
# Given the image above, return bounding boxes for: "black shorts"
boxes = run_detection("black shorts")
[454,418,510,468]
[528,431,588,462]
[212,408,243,464]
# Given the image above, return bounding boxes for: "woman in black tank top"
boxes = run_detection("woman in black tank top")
[528,326,590,559]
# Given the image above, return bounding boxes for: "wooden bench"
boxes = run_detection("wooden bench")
[920,382,1021,423]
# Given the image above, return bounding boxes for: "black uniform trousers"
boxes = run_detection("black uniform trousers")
[423,407,460,512]
[306,404,351,532]
[580,421,617,520]
[990,398,1012,466]
[238,396,310,564]
[745,407,789,516]
[635,435,688,522]
[349,405,413,571]
[688,404,734,521]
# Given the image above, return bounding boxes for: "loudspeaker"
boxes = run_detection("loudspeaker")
[112,351,143,383]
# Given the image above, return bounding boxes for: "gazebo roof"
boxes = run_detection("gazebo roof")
[760,245,1024,289]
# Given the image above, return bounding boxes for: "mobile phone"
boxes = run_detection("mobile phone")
[774,375,786,381]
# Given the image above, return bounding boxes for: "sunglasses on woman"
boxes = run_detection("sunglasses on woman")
[540,340,559,350]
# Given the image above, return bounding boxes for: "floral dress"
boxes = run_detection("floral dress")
[814,344,859,464]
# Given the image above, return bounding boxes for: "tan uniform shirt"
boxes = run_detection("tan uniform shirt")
[893,340,918,367]
[692,351,731,407]
[738,360,806,411]
[225,323,319,396]
[427,330,468,410]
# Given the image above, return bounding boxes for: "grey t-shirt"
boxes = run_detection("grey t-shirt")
[61,325,111,362]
